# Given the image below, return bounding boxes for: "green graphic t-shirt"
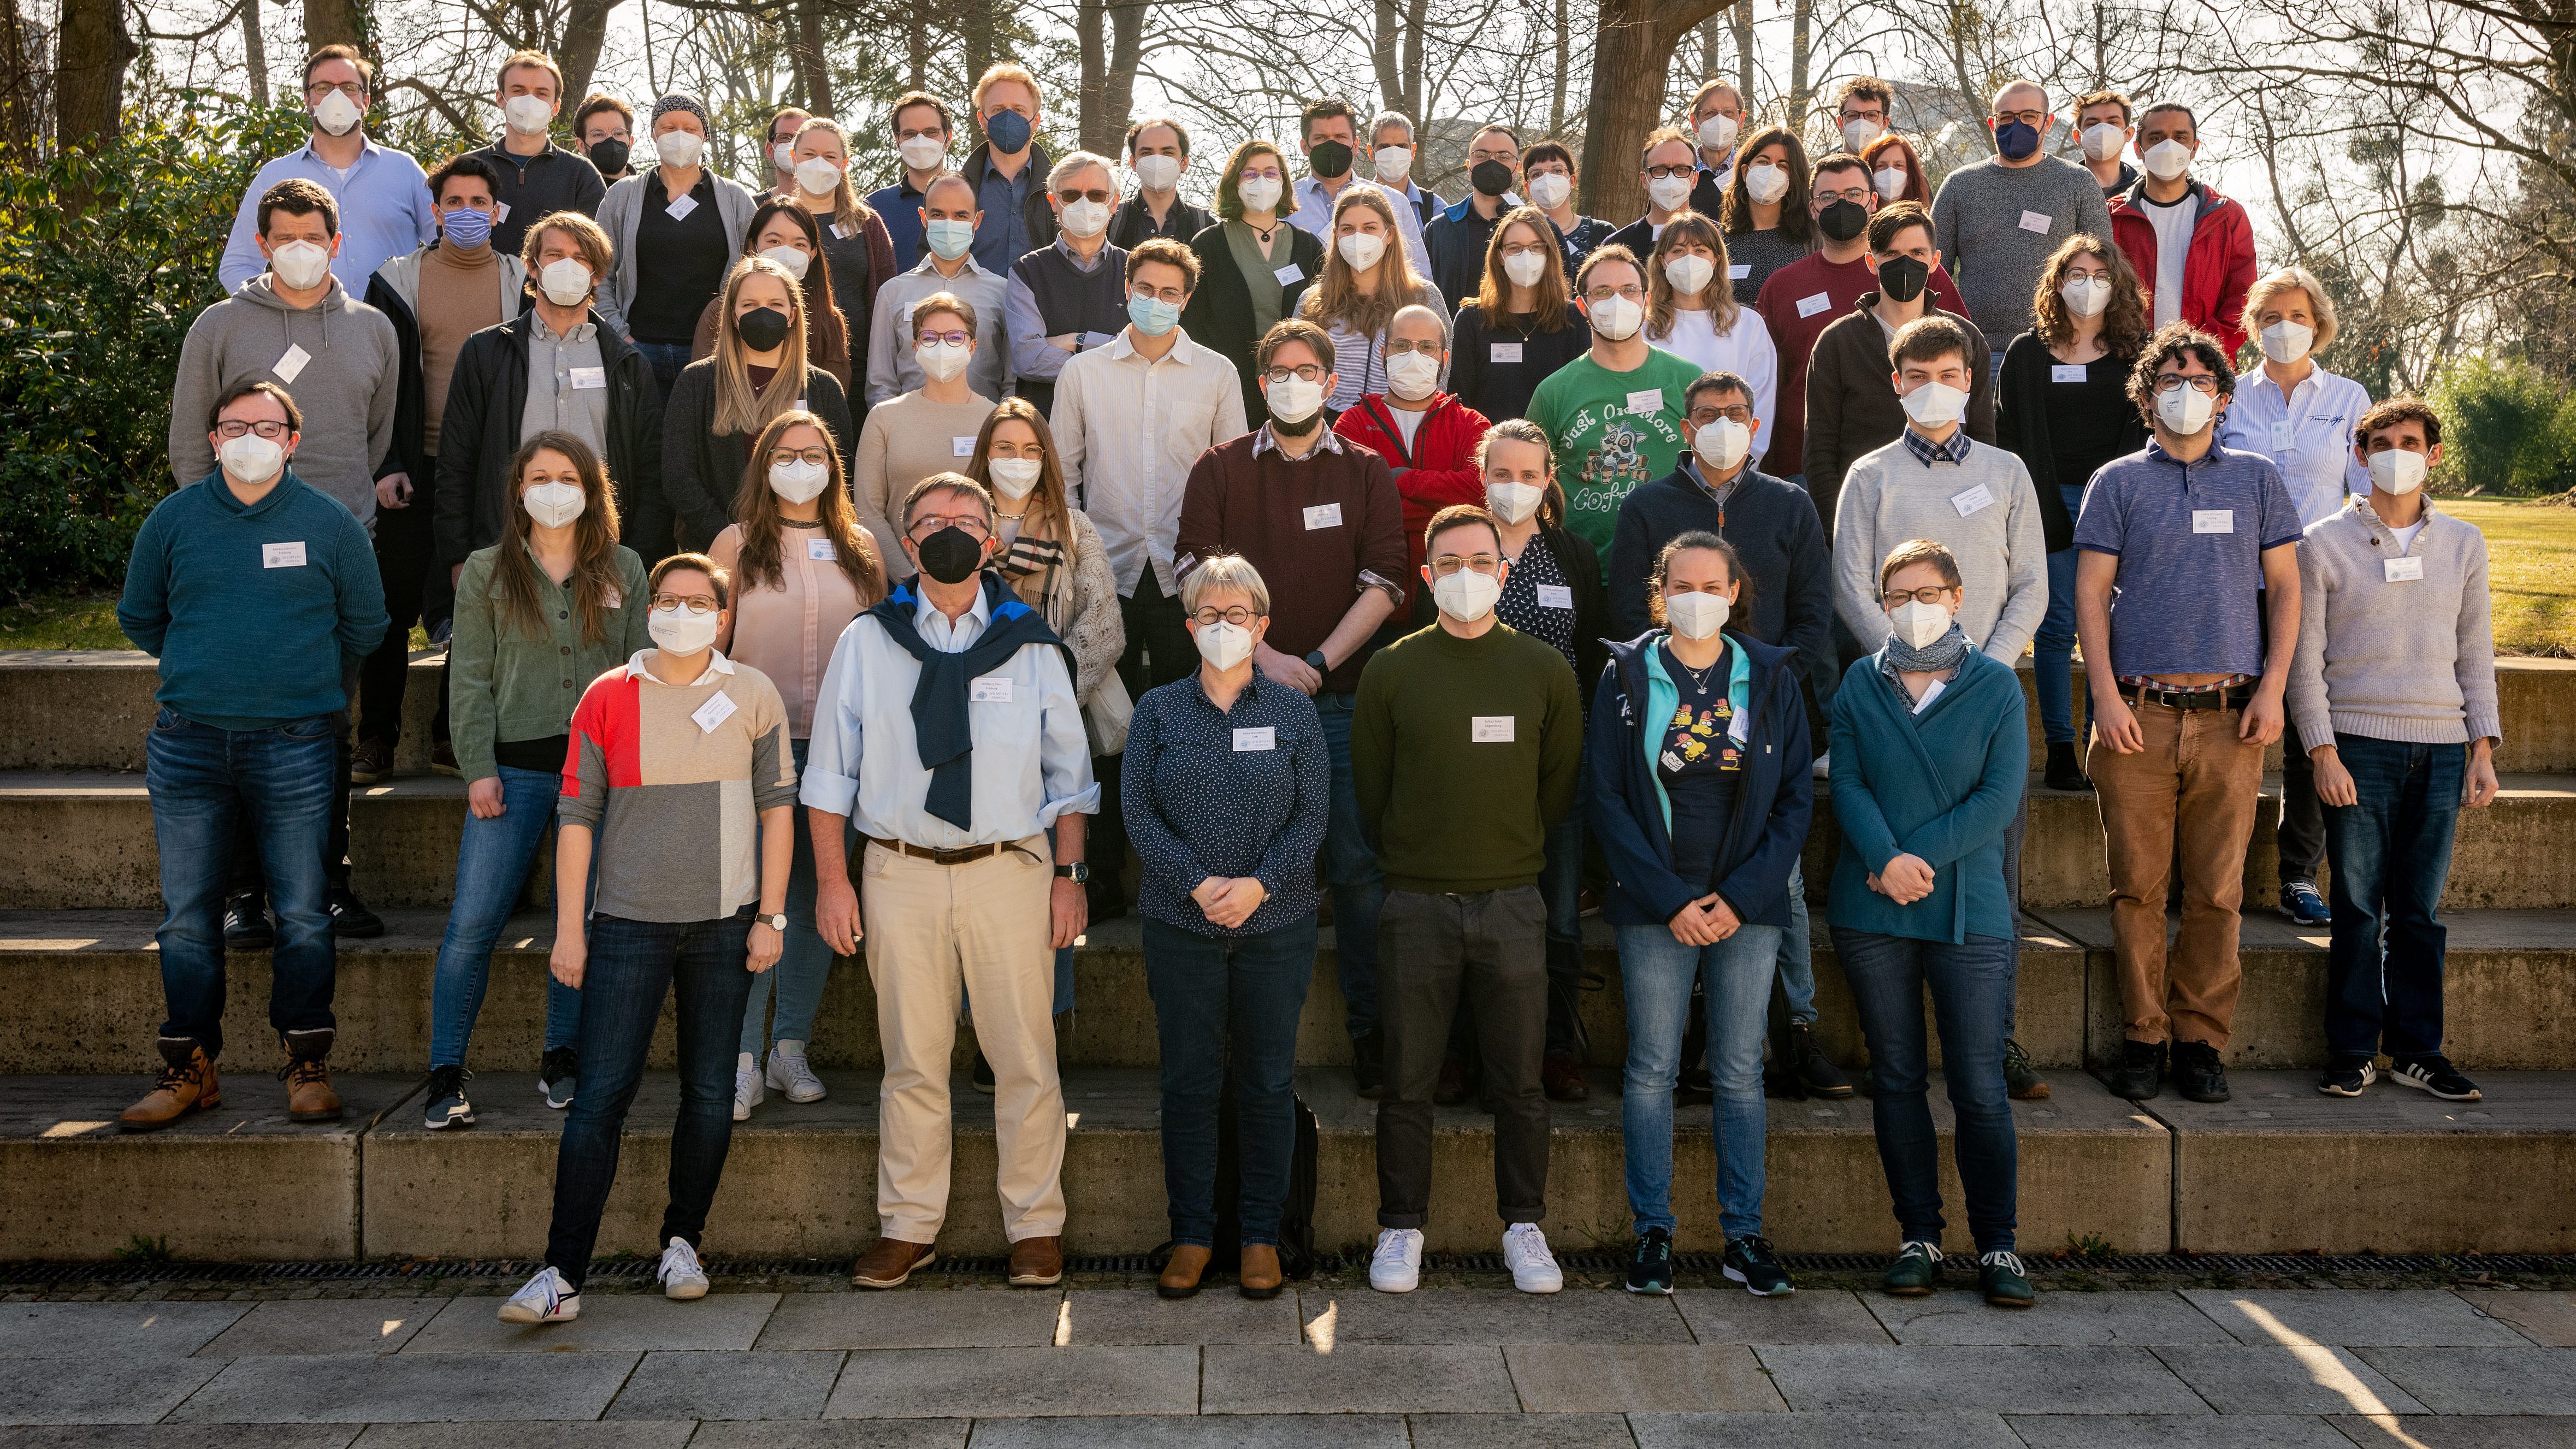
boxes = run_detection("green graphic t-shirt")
[1526,345,1706,567]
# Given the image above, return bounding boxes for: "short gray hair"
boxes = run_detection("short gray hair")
[1180,553,1271,617]
[1390,303,1449,348]
[1367,110,1415,147]
[901,472,996,530]
[1047,149,1115,191]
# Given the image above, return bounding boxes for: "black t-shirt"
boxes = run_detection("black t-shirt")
[1656,638,1744,891]
[629,174,731,345]
[2047,352,2137,499]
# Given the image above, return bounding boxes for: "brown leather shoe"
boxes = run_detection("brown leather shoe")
[851,1237,936,1288]
[1008,1234,1064,1286]
[119,1037,221,1132]
[1157,1244,1211,1299]
[1237,1244,1284,1300]
[1542,1051,1590,1102]
[279,1028,342,1122]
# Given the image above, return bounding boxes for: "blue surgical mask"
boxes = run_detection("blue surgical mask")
[923,217,975,261]
[984,108,1032,154]
[441,207,494,249]
[1994,119,2040,161]
[1128,292,1180,336]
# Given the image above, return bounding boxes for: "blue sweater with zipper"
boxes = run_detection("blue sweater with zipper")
[117,469,389,731]
[1585,629,1813,930]
[1825,648,2027,944]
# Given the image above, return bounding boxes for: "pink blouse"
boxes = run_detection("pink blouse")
[710,522,875,738]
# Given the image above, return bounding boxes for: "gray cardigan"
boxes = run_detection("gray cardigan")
[2288,497,2501,753]
[593,166,758,341]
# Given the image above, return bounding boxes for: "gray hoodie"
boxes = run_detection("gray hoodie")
[168,274,400,530]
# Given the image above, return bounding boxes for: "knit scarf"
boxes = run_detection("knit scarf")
[1883,619,1971,677]
[866,573,1071,829]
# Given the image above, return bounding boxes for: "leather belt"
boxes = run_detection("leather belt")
[2127,683,2252,712]
[863,836,1043,866]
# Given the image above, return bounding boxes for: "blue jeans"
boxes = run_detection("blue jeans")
[1831,927,2018,1254]
[431,765,583,1067]
[1774,860,1816,1024]
[1315,692,1385,1040]
[1620,921,1782,1240]
[2035,486,2087,744]
[2323,735,2464,1062]
[634,340,693,405]
[1143,914,1317,1246]
[741,738,844,1056]
[545,908,756,1287]
[145,709,338,1057]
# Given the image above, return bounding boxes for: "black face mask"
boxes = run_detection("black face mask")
[1876,253,1930,304]
[737,305,792,353]
[587,138,630,175]
[913,525,985,584]
[1817,198,1870,243]
[1308,139,1352,179]
[1470,159,1516,197]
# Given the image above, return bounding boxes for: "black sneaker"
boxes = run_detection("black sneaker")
[1626,1226,1675,1295]
[222,890,275,950]
[1787,1024,1854,1098]
[539,1046,579,1109]
[2388,1055,2482,1101]
[2279,879,2331,926]
[1723,1234,1794,1297]
[2318,1058,2377,1097]
[2101,1039,2163,1100]
[422,1064,474,1130]
[1351,1031,1383,1100]
[970,1050,995,1094]
[2003,1038,2051,1101]
[2171,1040,2230,1103]
[2043,740,2092,792]
[328,887,385,939]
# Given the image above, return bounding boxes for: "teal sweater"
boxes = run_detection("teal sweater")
[1825,648,2027,944]
[117,470,388,730]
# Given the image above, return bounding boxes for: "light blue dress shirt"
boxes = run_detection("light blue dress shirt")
[219,136,438,294]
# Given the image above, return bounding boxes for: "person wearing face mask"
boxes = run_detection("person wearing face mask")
[424,433,650,1132]
[1333,305,1494,585]
[1928,80,2116,356]
[2072,90,2139,199]
[437,213,666,571]
[866,174,1014,405]
[1826,539,2035,1311]
[592,93,758,395]
[1366,110,1445,232]
[1685,80,1750,212]
[2291,399,2500,1104]
[1604,128,1706,261]
[853,299,1002,576]
[708,411,889,1120]
[867,91,960,268]
[688,202,853,390]
[1301,186,1448,414]
[1588,532,1813,1297]
[2104,103,2255,354]
[1288,98,1434,279]
[1859,133,1930,206]
[1720,128,1818,305]
[1521,141,1612,264]
[1803,204,1993,525]
[220,45,437,293]
[1112,116,1214,248]
[777,119,897,364]
[1995,236,2149,795]
[757,105,813,202]
[1003,151,1133,416]
[1527,247,1706,559]
[575,93,637,186]
[1832,78,1896,165]
[1180,139,1326,426]
[495,551,800,1326]
[1425,123,1550,311]
[114,382,390,1133]
[458,50,606,261]
[2076,324,2303,1108]
[806,475,1100,1293]
[664,256,857,552]
[1351,505,1585,1296]
[1643,212,1777,453]
[1122,554,1331,1299]
[1447,209,1594,425]
[962,63,1058,276]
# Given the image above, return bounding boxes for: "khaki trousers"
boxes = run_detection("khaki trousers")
[861,838,1066,1244]
[2089,700,2265,1049]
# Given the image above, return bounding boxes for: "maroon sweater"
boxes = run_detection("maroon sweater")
[1175,429,1410,695]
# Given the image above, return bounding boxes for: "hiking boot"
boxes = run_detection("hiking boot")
[1008,1235,1065,1287]
[222,890,274,950]
[850,1237,935,1288]
[1541,1051,1590,1102]
[422,1063,473,1129]
[2171,1040,2230,1103]
[2319,1058,2377,1097]
[1724,1234,1794,1297]
[119,1037,221,1132]
[1883,1240,1943,1296]
[2101,1039,2163,1100]
[328,886,384,939]
[279,1028,342,1121]
[1787,1023,1854,1098]
[2389,1055,2482,1101]
[1980,1249,2036,1308]
[1626,1226,1675,1295]
[2004,1038,2051,1101]
[2043,740,2091,792]
[1351,1031,1383,1099]
[348,738,393,784]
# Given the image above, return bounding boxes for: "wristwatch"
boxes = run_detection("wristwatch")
[1304,649,1329,672]
[760,913,788,932]
[1055,861,1091,883]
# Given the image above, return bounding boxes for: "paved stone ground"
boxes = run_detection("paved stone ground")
[4,1279,2573,1446]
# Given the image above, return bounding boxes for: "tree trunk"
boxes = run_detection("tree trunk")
[793,0,830,114]
[240,0,269,108]
[961,0,993,104]
[0,0,43,156]
[1788,0,1812,130]
[906,0,929,91]
[1550,0,1569,137]
[1728,0,1751,103]
[302,0,366,53]
[1077,0,1105,147]
[1103,0,1144,148]
[1372,0,1400,115]
[1579,0,1736,218]
[54,0,131,152]
[559,0,617,104]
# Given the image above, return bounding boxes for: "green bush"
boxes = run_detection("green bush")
[0,104,310,601]
[2430,353,2576,497]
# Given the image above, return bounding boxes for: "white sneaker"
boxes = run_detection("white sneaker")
[658,1235,710,1300]
[733,1052,763,1121]
[496,1265,579,1323]
[1504,1222,1563,1293]
[1368,1227,1424,1293]
[766,1043,827,1103]
[1811,749,1831,780]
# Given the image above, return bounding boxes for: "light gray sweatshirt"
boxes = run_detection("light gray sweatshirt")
[1930,154,2117,348]
[1831,433,2049,665]
[2288,496,2500,753]
[168,275,399,530]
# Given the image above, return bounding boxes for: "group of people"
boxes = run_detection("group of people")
[115,45,2500,1320]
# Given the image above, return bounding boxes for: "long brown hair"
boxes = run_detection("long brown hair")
[1723,127,1814,243]
[494,430,625,645]
[2030,233,2150,358]
[1300,184,1435,339]
[1645,210,1740,340]
[742,199,849,371]
[728,409,886,602]
[967,397,1074,553]
[1470,206,1569,333]
[711,255,812,439]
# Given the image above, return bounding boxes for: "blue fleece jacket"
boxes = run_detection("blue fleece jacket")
[1825,648,2027,944]
[117,469,389,731]
[1585,628,1812,930]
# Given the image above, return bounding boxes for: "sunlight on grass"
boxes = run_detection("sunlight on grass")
[2445,499,2576,659]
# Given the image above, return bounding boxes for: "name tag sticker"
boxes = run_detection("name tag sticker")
[1232,726,1277,752]
[1490,341,1524,363]
[1303,501,1343,530]
[1728,263,1751,279]
[1795,292,1831,318]
[807,539,837,560]
[2193,509,2235,534]
[665,194,698,221]
[1472,715,1516,743]
[273,344,312,385]
[603,587,621,608]
[2385,556,2425,582]
[970,675,1013,703]
[262,541,307,569]
[1950,483,1995,517]
[568,366,606,390]
[830,221,854,239]
[2018,209,2053,233]
[1273,263,1303,285]
[1535,583,1574,609]
[2052,364,2087,383]
[690,690,737,734]
[2271,421,2295,451]
[493,201,511,224]
[952,436,976,457]
[1625,388,1663,415]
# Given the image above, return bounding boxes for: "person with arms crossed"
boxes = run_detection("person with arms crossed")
[1527,245,1705,560]
[1929,80,2117,358]
[218,45,436,293]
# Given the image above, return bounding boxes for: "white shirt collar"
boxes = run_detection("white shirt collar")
[626,647,736,682]
[907,251,995,282]
[912,583,992,632]
[1103,328,1200,366]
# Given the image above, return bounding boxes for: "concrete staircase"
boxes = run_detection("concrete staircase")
[2,650,2571,1262]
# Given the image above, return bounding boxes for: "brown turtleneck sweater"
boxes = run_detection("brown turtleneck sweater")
[416,243,504,456]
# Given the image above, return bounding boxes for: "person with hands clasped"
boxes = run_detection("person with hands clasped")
[499,552,799,1327]
[1827,539,2033,1311]
[1590,533,1813,1298]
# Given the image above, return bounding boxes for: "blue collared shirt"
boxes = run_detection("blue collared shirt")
[2072,439,2302,678]
[1900,426,1975,469]
[220,135,438,294]
[800,584,1100,848]
[973,163,1034,278]
[1121,672,1330,937]
[866,176,932,269]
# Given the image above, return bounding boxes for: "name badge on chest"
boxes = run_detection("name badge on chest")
[1232,726,1276,752]
[2018,209,2053,234]
[665,194,699,221]
[1535,583,1574,609]
[1472,715,1516,743]
[1303,501,1343,530]
[273,344,312,385]
[569,366,606,390]
[2192,510,2235,534]
[1951,483,1995,517]
[808,538,837,561]
[262,541,307,569]
[953,436,977,457]
[2052,364,2086,383]
[690,690,737,734]
[1625,389,1663,415]
[1490,342,1523,364]
[1795,292,1830,318]
[2384,556,2425,583]
[2271,421,2295,451]
[970,675,1013,703]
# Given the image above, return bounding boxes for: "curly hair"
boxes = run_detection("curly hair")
[2029,233,2149,358]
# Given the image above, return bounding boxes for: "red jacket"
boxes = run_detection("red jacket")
[1332,393,1493,578]
[2108,178,2257,358]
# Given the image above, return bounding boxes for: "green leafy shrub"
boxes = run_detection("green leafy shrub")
[2430,354,2576,497]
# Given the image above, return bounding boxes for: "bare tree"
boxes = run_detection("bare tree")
[55,0,132,150]
[1579,0,1735,217]
[1076,0,1147,153]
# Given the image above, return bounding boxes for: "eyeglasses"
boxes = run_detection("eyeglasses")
[1262,364,1327,385]
[1585,285,1646,303]
[1881,585,1957,607]
[1813,184,1871,205]
[651,594,722,615]
[1499,242,1551,259]
[2154,374,2223,397]
[769,447,831,466]
[1839,107,1888,124]
[992,442,1047,459]
[1382,338,1444,357]
[1992,108,2048,128]
[916,329,971,347]
[1055,187,1115,205]
[908,513,989,539]
[1239,168,1284,182]
[1428,553,1502,577]
[1688,405,1754,425]
[1190,606,1261,626]
[1131,285,1186,304]
[305,80,364,100]
[214,419,293,439]
[1643,163,1695,181]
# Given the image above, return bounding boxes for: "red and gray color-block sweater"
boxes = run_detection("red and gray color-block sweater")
[559,650,800,924]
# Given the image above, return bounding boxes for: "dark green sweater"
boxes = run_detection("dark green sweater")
[1351,620,1585,894]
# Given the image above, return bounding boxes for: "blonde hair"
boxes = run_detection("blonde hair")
[1645,210,1739,340]
[787,117,877,238]
[972,62,1039,113]
[711,256,812,439]
[1299,184,1434,339]
[1180,553,1272,616]
[2242,265,2340,352]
